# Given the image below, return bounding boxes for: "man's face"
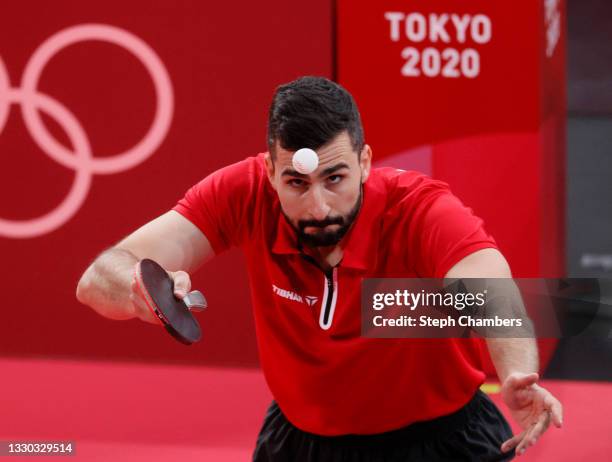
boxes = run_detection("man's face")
[265,131,372,248]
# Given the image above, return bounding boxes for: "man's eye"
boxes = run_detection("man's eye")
[328,175,343,184]
[289,179,305,187]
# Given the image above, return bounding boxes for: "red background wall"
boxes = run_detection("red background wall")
[1,0,566,370]
[0,0,332,366]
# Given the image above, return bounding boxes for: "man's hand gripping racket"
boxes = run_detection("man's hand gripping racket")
[131,258,206,345]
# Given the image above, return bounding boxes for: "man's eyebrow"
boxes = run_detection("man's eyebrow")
[319,163,349,177]
[281,168,308,179]
[281,163,350,179]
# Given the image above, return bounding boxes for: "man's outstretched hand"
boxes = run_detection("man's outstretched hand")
[500,372,563,456]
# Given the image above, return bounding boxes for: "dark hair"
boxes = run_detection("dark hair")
[267,76,364,159]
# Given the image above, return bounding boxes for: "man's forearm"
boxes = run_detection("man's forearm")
[482,279,539,383]
[486,337,539,383]
[76,247,140,321]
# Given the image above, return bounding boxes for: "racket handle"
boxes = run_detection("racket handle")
[183,290,207,312]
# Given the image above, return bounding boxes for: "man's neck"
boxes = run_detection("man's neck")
[302,244,343,273]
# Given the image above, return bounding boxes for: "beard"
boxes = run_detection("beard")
[284,186,363,248]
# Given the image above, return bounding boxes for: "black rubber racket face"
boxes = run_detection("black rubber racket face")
[138,259,202,345]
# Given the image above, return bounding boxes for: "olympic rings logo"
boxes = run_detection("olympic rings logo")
[0,24,174,238]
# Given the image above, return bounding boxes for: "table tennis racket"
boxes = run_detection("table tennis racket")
[135,258,206,345]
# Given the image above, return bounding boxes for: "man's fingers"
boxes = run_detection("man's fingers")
[515,433,532,456]
[529,411,551,442]
[514,427,535,456]
[171,270,191,298]
[129,291,162,325]
[501,430,525,453]
[515,412,550,455]
[131,271,141,293]
[502,410,550,456]
[545,395,564,427]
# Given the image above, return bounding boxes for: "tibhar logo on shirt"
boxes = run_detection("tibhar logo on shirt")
[272,284,318,307]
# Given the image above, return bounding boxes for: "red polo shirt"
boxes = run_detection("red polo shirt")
[173,153,498,436]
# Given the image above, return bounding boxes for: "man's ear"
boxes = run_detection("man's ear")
[360,144,372,183]
[264,152,277,190]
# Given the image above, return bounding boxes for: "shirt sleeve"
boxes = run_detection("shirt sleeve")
[172,156,259,255]
[397,173,498,278]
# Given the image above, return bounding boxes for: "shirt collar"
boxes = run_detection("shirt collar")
[271,176,386,271]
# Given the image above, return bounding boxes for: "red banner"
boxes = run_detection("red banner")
[337,0,566,371]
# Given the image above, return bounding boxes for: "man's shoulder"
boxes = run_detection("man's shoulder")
[202,152,269,189]
[183,152,271,208]
[370,166,451,208]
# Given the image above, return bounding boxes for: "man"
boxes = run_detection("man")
[77,76,562,461]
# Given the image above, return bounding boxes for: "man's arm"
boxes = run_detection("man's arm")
[445,248,562,456]
[76,210,214,324]
[444,248,538,381]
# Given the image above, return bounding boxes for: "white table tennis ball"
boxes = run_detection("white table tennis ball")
[292,148,319,174]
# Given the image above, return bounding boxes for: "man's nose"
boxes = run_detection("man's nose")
[306,185,331,221]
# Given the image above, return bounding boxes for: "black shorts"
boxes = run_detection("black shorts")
[253,390,515,461]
